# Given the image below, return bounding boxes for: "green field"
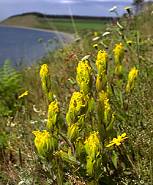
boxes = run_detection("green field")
[1,14,108,33]
[38,18,107,33]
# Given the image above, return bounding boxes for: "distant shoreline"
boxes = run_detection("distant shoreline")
[0,24,75,43]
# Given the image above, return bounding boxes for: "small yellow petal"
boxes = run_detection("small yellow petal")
[18,91,28,99]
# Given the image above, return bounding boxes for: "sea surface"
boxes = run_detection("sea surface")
[0,26,71,67]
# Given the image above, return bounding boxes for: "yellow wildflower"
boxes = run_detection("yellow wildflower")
[18,90,28,99]
[99,91,111,122]
[96,50,108,87]
[39,64,49,92]
[39,64,52,101]
[76,60,92,94]
[106,133,128,147]
[32,130,56,156]
[97,50,108,62]
[127,67,138,82]
[84,131,100,159]
[47,100,60,130]
[69,92,88,112]
[96,50,108,69]
[40,64,49,80]
[66,92,89,125]
[113,43,124,64]
[126,67,138,93]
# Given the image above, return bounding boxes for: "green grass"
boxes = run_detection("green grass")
[37,17,107,33]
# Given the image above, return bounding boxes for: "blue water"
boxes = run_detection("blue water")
[0,26,69,67]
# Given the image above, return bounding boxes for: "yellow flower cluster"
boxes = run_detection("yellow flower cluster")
[69,92,87,112]
[39,64,49,93]
[18,90,28,99]
[96,50,108,75]
[32,130,55,156]
[96,50,108,92]
[47,100,60,130]
[40,64,49,80]
[76,60,92,95]
[39,64,52,102]
[84,131,100,158]
[127,67,138,82]
[66,92,89,125]
[113,43,124,64]
[106,133,128,147]
[126,67,138,93]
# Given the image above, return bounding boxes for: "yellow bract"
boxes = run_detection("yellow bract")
[47,100,60,129]
[66,92,89,125]
[127,67,138,82]
[18,90,28,99]
[126,67,138,93]
[39,63,53,101]
[113,43,124,64]
[69,92,87,112]
[96,50,108,91]
[32,130,53,156]
[84,131,100,159]
[97,50,108,62]
[96,50,108,74]
[76,60,92,94]
[106,133,128,147]
[99,91,111,122]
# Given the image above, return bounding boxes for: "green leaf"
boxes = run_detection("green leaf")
[86,157,94,176]
[88,97,95,112]
[111,150,118,169]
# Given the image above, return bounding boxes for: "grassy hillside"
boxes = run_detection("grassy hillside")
[1,4,153,185]
[1,13,109,33]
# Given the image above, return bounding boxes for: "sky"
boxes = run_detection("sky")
[0,0,134,20]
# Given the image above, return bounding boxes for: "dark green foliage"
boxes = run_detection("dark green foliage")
[0,60,22,116]
[0,132,8,149]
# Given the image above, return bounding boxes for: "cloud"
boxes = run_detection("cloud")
[60,0,78,4]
